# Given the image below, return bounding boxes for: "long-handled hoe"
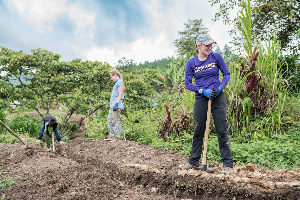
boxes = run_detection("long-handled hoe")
[0,120,28,148]
[200,99,217,172]
[51,132,56,152]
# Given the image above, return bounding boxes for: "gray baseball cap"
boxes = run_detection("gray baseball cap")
[196,34,217,46]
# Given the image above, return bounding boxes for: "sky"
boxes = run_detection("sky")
[0,0,234,67]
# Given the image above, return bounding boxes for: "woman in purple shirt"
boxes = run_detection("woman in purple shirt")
[179,34,233,173]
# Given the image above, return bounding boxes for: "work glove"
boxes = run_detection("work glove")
[199,89,217,100]
[112,103,118,111]
[217,87,223,96]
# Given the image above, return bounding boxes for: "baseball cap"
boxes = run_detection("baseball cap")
[196,34,217,46]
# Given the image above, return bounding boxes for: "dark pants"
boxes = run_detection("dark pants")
[188,92,233,168]
[38,121,62,142]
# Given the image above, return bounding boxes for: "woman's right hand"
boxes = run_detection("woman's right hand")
[199,89,217,100]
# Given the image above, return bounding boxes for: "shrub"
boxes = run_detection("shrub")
[278,55,300,93]
[7,114,40,138]
[158,103,193,141]
[84,116,109,139]
[141,68,164,92]
[0,110,5,134]
[123,73,153,110]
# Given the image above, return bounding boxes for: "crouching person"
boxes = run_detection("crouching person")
[38,115,63,144]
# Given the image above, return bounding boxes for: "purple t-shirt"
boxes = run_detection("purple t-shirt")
[185,52,230,98]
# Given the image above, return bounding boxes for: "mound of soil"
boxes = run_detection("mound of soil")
[0,127,300,199]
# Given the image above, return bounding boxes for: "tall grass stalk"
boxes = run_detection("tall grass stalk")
[256,36,282,97]
[226,62,254,135]
[236,0,252,58]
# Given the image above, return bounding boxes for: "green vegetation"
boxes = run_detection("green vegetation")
[173,19,208,56]
[116,57,172,72]
[210,0,300,56]
[0,172,15,189]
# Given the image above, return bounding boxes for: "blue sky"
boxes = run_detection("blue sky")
[0,0,234,66]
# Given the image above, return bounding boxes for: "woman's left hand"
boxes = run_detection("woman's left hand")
[217,87,223,96]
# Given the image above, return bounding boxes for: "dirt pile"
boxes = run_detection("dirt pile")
[0,136,300,199]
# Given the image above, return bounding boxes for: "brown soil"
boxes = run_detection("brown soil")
[0,124,300,200]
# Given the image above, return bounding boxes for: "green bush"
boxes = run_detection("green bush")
[84,115,109,139]
[278,55,300,93]
[141,68,164,92]
[0,110,5,134]
[7,114,40,138]
[123,73,153,110]
[123,109,159,144]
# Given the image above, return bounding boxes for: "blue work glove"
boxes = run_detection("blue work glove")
[199,89,217,100]
[217,87,223,96]
[112,103,118,111]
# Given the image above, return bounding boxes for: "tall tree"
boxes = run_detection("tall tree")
[173,19,208,56]
[210,0,300,56]
[221,44,239,63]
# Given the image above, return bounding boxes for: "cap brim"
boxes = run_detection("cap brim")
[197,40,217,45]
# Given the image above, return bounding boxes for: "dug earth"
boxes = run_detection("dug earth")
[0,126,299,199]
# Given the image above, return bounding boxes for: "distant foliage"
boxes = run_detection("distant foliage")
[116,57,172,72]
[221,44,239,64]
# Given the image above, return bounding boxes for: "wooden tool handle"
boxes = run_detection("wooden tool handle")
[52,132,56,152]
[0,120,27,145]
[201,99,212,165]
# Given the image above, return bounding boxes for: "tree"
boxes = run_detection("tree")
[210,0,300,56]
[221,44,239,64]
[222,44,232,60]
[0,46,112,135]
[0,80,12,109]
[252,0,300,56]
[173,19,208,56]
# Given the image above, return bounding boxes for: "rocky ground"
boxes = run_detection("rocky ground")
[0,123,300,200]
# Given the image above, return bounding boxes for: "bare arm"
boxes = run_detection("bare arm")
[116,85,123,103]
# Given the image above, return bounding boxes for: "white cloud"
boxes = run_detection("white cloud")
[4,0,236,64]
[85,47,116,66]
[85,34,176,66]
[66,2,95,39]
[12,0,67,32]
[11,0,95,39]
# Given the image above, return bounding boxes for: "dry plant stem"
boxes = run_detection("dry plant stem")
[52,132,56,152]
[201,99,212,166]
[0,120,27,145]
